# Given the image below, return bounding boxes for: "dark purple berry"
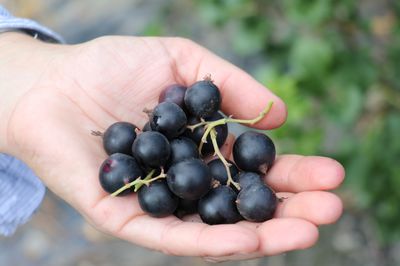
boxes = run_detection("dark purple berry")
[138,180,179,218]
[208,158,239,185]
[237,172,264,190]
[99,153,143,196]
[184,80,221,118]
[168,137,199,166]
[167,158,211,200]
[103,122,137,155]
[132,131,170,168]
[233,131,276,174]
[198,186,242,225]
[158,84,187,108]
[236,183,277,222]
[150,102,187,139]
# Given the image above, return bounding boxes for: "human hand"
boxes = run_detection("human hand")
[0,32,345,261]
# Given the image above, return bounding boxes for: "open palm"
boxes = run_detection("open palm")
[7,36,344,261]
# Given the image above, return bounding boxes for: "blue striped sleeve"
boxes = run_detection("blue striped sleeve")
[0,154,46,236]
[0,4,64,236]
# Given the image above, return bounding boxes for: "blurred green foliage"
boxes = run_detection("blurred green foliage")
[195,0,400,243]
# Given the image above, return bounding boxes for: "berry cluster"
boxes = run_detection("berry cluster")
[95,76,278,224]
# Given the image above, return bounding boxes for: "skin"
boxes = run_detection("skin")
[0,32,345,261]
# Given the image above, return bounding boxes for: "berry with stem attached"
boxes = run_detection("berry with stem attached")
[189,101,274,149]
[99,153,143,196]
[208,158,239,186]
[184,78,221,118]
[209,128,240,190]
[110,168,168,196]
[184,112,228,156]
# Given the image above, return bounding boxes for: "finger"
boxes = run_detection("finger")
[265,155,345,192]
[118,216,259,257]
[163,37,287,129]
[204,252,264,263]
[257,218,319,256]
[275,192,343,225]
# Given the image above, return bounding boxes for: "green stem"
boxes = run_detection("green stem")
[134,169,166,192]
[210,128,240,191]
[198,101,274,154]
[111,169,157,197]
[225,101,274,125]
[186,120,208,131]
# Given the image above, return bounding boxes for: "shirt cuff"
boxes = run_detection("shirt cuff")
[0,5,65,43]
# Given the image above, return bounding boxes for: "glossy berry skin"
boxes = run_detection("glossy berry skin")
[138,180,179,218]
[198,186,242,225]
[237,172,264,190]
[233,131,276,174]
[184,80,221,118]
[142,121,152,132]
[158,84,187,108]
[184,112,228,155]
[174,198,198,218]
[150,102,187,139]
[132,131,170,168]
[168,137,199,166]
[167,158,212,200]
[236,183,277,222]
[99,153,143,196]
[208,158,239,185]
[103,122,137,155]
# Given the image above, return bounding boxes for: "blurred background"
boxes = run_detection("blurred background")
[1,0,400,265]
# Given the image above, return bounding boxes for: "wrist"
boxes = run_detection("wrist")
[0,32,65,153]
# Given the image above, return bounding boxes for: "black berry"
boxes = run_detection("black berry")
[167,158,211,200]
[208,158,239,185]
[237,172,264,190]
[132,131,170,168]
[236,183,277,222]
[158,84,187,109]
[103,122,137,155]
[184,80,221,118]
[198,186,242,225]
[168,137,199,166]
[99,153,143,196]
[233,131,276,174]
[150,102,187,139]
[138,180,179,217]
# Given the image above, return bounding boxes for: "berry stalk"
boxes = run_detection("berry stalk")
[111,169,166,197]
[209,128,240,191]
[201,101,274,145]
